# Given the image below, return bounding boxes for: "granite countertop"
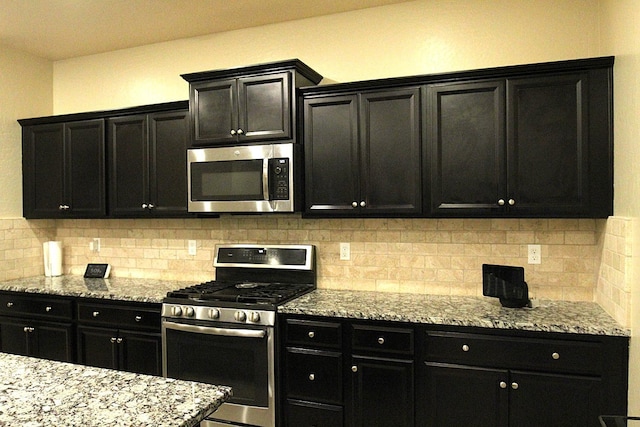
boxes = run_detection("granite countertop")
[0,276,193,304]
[0,352,231,427]
[278,289,629,337]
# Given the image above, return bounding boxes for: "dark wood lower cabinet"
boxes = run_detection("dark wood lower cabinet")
[0,317,74,362]
[77,325,162,375]
[280,315,628,427]
[350,355,414,427]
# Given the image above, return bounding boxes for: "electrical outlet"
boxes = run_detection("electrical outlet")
[90,238,100,253]
[188,240,197,256]
[528,244,541,264]
[340,242,350,261]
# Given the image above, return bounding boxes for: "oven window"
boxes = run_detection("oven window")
[191,160,264,201]
[164,325,269,407]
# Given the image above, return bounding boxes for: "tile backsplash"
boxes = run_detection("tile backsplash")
[2,216,633,326]
[51,216,605,300]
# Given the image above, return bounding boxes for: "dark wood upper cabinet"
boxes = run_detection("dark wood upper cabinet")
[182,59,322,147]
[427,59,613,217]
[303,87,422,217]
[108,108,190,217]
[22,119,105,219]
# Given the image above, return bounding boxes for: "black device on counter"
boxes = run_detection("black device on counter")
[84,263,110,278]
[482,264,531,308]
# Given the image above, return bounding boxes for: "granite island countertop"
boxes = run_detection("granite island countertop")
[278,289,629,337]
[0,352,231,427]
[0,276,193,304]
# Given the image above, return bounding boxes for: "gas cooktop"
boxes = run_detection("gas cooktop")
[166,280,315,305]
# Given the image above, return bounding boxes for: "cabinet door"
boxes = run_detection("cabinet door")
[119,329,162,376]
[360,88,422,215]
[108,114,148,216]
[428,81,506,216]
[350,355,415,427]
[77,326,119,370]
[148,110,190,216]
[506,73,589,216]
[189,79,237,146]
[0,317,29,356]
[509,370,602,427]
[65,119,106,217]
[238,72,291,142]
[421,362,508,427]
[22,123,65,218]
[303,94,359,214]
[33,322,75,362]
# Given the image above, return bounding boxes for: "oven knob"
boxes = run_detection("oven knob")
[208,308,220,319]
[172,306,183,316]
[185,307,195,317]
[234,311,247,322]
[248,311,261,323]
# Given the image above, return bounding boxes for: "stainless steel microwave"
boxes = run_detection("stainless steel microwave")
[187,143,299,213]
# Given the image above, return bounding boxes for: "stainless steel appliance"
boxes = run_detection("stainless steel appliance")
[187,143,300,214]
[162,244,316,427]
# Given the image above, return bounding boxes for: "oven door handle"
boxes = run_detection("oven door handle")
[163,321,266,339]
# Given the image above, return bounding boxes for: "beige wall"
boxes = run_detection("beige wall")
[599,0,640,415]
[0,45,53,218]
[52,0,600,114]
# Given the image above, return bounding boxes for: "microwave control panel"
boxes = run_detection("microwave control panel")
[269,158,290,200]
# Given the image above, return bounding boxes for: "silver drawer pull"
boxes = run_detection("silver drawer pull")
[308,331,315,338]
[110,337,117,343]
[499,381,507,389]
[511,382,519,390]
[462,344,470,352]
[45,306,52,312]
[552,352,560,360]
[92,311,100,317]
[377,337,385,345]
[135,315,142,322]
[6,302,13,308]
[308,373,315,381]
[117,338,123,344]
[352,365,358,373]
[23,326,34,333]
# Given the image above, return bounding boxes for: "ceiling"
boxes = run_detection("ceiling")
[0,0,413,61]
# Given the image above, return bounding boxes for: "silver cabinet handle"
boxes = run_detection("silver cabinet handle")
[462,344,470,352]
[511,382,519,390]
[230,129,237,135]
[45,306,52,312]
[116,338,123,344]
[142,203,148,209]
[352,201,358,208]
[552,352,560,360]
[23,326,35,333]
[498,199,505,206]
[508,199,515,206]
[308,373,315,381]
[135,315,142,322]
[147,204,154,209]
[499,381,507,389]
[351,365,358,373]
[377,337,385,345]
[308,331,315,338]
[237,128,244,135]
[110,337,117,343]
[92,311,100,317]
[360,201,366,207]
[6,302,13,308]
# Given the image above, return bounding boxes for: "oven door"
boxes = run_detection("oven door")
[162,319,275,426]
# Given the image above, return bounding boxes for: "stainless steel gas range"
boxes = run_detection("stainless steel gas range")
[162,244,316,427]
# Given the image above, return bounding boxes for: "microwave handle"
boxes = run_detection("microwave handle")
[262,158,270,201]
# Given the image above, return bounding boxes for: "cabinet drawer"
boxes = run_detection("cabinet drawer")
[352,324,414,355]
[0,292,73,320]
[285,348,342,404]
[77,302,161,330]
[424,331,603,375]
[285,399,343,427]
[285,319,342,349]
